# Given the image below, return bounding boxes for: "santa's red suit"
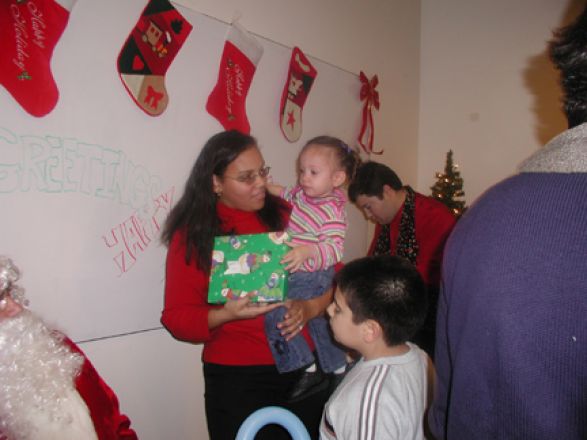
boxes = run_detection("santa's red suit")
[64,338,137,440]
[0,255,137,440]
[0,317,137,440]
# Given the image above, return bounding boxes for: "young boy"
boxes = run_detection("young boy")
[320,255,434,439]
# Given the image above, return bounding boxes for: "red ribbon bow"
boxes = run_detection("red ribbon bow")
[358,71,382,155]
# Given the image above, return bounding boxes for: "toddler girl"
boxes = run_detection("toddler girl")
[265,135,359,401]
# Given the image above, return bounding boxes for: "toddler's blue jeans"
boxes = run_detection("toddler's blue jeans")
[265,267,346,373]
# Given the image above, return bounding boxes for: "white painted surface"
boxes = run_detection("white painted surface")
[418,0,578,204]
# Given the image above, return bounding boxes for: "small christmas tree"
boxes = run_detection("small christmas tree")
[430,150,467,218]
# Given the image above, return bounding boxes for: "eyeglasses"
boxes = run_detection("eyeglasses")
[224,166,271,184]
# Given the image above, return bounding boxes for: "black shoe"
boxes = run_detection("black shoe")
[287,369,329,403]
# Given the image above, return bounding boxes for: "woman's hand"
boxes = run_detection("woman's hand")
[225,294,281,319]
[208,293,282,330]
[277,299,308,341]
[277,287,334,341]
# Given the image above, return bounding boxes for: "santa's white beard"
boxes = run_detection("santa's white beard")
[0,310,84,439]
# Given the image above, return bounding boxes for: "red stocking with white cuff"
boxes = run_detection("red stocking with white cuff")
[279,47,317,142]
[117,0,193,116]
[206,22,263,134]
[0,0,77,117]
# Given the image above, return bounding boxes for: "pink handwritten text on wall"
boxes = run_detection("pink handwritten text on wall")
[103,187,174,275]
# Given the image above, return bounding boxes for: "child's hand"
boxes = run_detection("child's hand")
[281,243,315,272]
[266,182,284,196]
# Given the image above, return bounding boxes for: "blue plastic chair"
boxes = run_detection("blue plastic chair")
[235,406,311,440]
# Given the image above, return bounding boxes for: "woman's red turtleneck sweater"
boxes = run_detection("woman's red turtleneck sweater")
[161,202,313,365]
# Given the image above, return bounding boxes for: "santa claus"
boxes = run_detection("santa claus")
[0,256,137,440]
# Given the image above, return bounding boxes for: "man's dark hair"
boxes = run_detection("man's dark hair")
[334,255,427,346]
[348,161,403,203]
[550,6,587,128]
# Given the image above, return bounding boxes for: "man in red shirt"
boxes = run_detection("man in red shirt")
[349,161,456,357]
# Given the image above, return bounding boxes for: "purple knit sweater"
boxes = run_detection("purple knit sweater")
[429,125,587,439]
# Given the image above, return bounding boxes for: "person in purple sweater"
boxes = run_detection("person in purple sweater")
[428,7,587,440]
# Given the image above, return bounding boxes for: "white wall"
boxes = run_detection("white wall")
[418,0,582,204]
[81,1,421,439]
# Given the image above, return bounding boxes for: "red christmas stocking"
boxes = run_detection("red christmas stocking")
[280,47,317,142]
[117,0,192,116]
[0,0,77,117]
[206,22,264,134]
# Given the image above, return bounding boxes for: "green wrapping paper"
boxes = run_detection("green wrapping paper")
[208,232,290,303]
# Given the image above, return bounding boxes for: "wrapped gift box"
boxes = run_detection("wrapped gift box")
[208,232,290,304]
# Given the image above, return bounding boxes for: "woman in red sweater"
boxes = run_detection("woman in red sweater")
[160,130,332,439]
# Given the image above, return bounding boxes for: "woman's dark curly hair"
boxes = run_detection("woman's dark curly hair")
[550,6,587,128]
[161,130,287,273]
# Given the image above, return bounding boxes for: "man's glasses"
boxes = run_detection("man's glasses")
[224,166,271,185]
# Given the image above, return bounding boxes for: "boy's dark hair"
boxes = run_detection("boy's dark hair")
[550,5,587,128]
[334,255,427,346]
[348,161,403,203]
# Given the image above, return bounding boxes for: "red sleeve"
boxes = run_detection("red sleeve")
[65,338,138,440]
[160,231,219,343]
[415,197,457,286]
